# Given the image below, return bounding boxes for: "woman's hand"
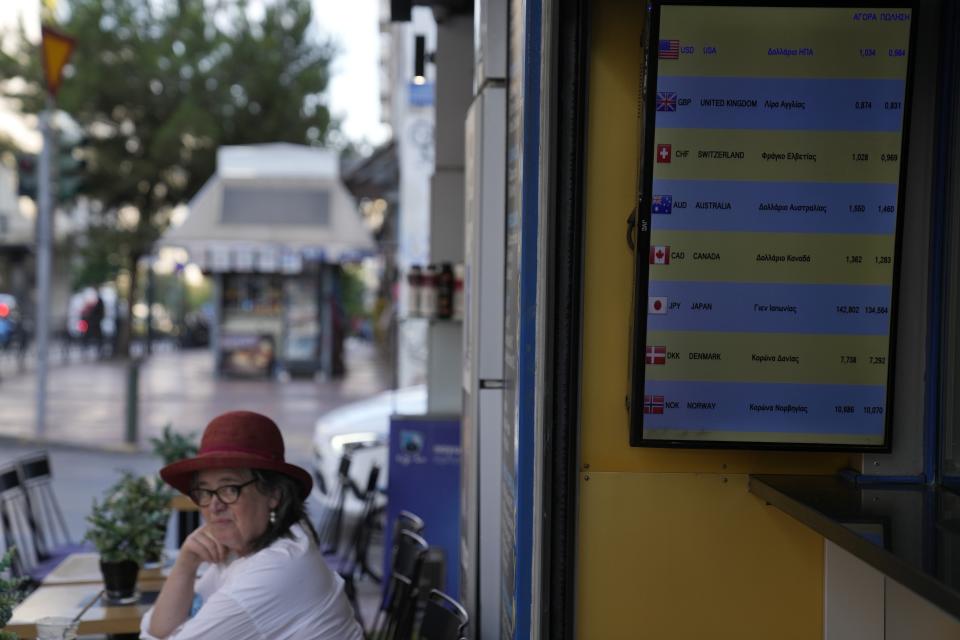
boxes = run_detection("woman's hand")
[180,524,229,567]
[147,525,225,638]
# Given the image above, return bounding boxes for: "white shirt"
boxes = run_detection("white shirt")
[140,524,364,640]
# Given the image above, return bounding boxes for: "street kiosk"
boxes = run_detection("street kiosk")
[160,144,374,378]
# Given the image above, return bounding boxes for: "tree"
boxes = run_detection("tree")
[0,0,337,356]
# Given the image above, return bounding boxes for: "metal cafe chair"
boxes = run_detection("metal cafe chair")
[16,452,75,555]
[328,464,384,630]
[369,529,429,640]
[9,452,91,583]
[0,463,39,579]
[416,589,470,640]
[350,464,384,584]
[317,453,354,555]
[393,510,425,543]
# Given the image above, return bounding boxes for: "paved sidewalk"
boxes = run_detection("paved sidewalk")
[0,338,391,465]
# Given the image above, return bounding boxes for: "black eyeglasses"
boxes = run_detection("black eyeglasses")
[189,478,257,507]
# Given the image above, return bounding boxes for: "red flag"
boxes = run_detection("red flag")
[643,395,665,414]
[649,245,670,265]
[646,345,666,365]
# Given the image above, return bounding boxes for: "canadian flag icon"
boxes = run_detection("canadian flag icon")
[649,245,670,265]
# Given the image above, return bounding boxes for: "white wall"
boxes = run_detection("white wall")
[825,542,960,640]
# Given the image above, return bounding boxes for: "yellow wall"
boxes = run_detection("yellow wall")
[575,1,858,637]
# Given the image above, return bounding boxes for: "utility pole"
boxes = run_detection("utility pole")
[35,25,76,438]
[35,99,53,438]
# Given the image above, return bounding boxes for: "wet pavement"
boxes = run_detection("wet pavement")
[0,338,391,462]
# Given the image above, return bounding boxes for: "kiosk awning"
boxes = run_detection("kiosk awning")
[159,145,376,273]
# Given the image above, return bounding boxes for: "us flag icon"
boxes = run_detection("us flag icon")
[658,39,680,59]
[648,296,668,314]
[643,395,665,414]
[649,245,670,265]
[646,345,667,365]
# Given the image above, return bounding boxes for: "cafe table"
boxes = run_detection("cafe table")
[3,582,158,639]
[41,552,168,591]
[2,552,170,639]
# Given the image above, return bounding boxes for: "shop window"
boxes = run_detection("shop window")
[222,274,284,315]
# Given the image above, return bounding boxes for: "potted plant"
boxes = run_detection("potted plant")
[84,472,172,603]
[148,424,198,557]
[0,548,27,640]
[149,424,198,465]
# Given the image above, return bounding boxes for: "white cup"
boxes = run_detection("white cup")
[35,616,79,640]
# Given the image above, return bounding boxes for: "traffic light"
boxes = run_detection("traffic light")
[15,137,88,203]
[16,153,38,200]
[56,136,87,203]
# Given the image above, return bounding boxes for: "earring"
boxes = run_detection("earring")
[269,510,277,525]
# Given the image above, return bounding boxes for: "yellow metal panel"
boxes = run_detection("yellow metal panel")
[576,473,823,640]
[579,0,642,472]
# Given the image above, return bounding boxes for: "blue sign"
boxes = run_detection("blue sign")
[409,81,435,107]
[385,414,461,597]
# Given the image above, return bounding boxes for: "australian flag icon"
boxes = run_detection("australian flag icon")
[652,195,673,214]
[656,91,677,112]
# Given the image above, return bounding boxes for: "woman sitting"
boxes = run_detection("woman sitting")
[141,410,364,640]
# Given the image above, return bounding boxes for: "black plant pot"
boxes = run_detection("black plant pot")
[100,559,140,604]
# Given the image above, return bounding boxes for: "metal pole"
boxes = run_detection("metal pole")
[146,257,155,355]
[35,98,54,438]
[125,358,139,444]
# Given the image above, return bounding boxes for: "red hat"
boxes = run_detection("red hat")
[160,411,312,500]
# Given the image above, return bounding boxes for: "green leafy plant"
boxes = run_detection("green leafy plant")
[149,424,199,465]
[85,472,174,564]
[0,547,27,640]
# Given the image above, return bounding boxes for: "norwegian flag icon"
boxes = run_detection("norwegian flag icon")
[646,345,667,365]
[643,395,665,414]
[649,245,670,265]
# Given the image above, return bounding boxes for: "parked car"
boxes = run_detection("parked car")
[312,385,427,515]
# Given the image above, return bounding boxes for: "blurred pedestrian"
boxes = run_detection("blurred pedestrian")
[89,291,105,357]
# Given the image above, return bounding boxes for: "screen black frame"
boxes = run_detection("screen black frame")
[629,0,919,450]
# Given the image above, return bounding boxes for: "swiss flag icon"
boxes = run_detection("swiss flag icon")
[656,143,672,163]
[649,245,670,265]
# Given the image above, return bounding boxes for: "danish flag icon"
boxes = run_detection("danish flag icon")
[646,345,667,365]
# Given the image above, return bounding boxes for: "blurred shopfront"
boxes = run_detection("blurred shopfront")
[160,143,374,379]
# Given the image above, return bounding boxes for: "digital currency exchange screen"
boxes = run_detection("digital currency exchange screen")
[630,2,915,449]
